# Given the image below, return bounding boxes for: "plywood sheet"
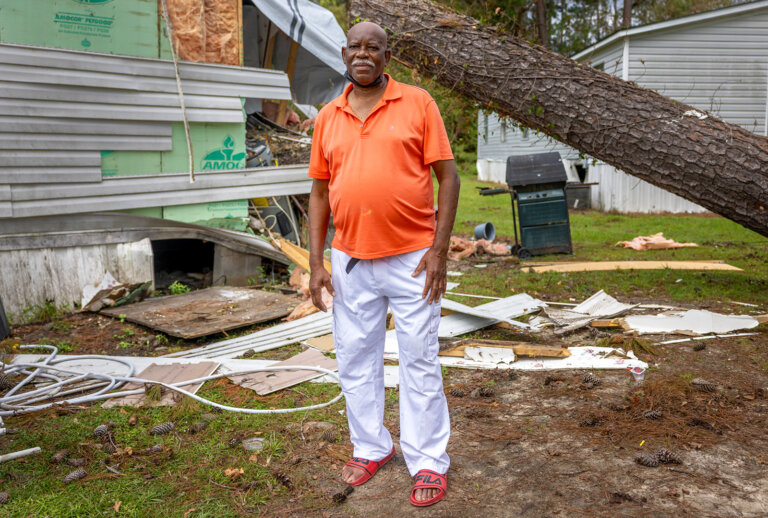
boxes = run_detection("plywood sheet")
[439,339,570,359]
[102,361,218,408]
[102,287,297,338]
[526,261,742,273]
[228,348,337,395]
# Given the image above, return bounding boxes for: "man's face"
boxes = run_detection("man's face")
[342,23,390,86]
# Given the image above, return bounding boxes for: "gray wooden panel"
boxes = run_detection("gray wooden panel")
[0,133,173,151]
[0,184,10,201]
[0,151,101,167]
[0,201,11,217]
[11,165,310,200]
[0,99,244,123]
[0,117,172,136]
[0,167,102,184]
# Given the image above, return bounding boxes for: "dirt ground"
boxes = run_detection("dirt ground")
[5,280,768,516]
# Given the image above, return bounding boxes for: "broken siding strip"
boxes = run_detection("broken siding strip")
[0,43,290,88]
[11,165,309,201]
[0,134,173,151]
[0,151,101,167]
[0,99,244,123]
[1,117,172,137]
[163,311,334,359]
[0,167,102,184]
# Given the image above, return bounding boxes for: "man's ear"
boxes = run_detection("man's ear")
[384,48,391,66]
[341,46,348,64]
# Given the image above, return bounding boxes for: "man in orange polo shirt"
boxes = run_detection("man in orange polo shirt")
[308,21,460,507]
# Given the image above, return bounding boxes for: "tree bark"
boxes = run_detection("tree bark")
[623,0,633,28]
[350,0,768,237]
[536,0,548,48]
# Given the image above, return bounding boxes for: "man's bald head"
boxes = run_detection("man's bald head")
[342,21,390,88]
[347,22,387,48]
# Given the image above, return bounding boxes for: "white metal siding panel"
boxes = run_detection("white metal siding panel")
[477,111,579,162]
[628,9,768,134]
[586,163,708,213]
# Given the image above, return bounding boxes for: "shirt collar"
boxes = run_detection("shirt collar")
[332,74,402,110]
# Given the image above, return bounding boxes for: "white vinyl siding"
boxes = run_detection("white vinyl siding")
[628,9,768,135]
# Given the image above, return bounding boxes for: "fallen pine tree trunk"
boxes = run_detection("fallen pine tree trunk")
[350,0,768,237]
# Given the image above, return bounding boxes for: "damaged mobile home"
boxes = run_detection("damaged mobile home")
[0,0,347,317]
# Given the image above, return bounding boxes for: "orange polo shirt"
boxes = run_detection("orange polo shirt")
[308,76,454,259]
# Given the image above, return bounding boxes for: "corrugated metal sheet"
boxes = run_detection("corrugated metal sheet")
[4,164,311,218]
[0,238,154,317]
[586,163,708,213]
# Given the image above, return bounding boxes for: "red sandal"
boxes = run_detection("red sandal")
[410,469,447,507]
[344,446,395,486]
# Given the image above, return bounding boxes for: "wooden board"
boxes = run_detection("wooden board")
[439,339,570,358]
[303,333,335,352]
[228,348,337,395]
[526,261,742,273]
[278,238,332,274]
[102,287,297,339]
[102,361,219,408]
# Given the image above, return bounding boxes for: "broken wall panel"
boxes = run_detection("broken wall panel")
[0,239,154,317]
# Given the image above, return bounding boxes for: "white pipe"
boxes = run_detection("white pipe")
[0,447,41,463]
[655,332,758,345]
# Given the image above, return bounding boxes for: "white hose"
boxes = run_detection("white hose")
[1,346,344,416]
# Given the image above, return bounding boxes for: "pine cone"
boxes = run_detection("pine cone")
[50,449,69,464]
[149,422,174,435]
[543,375,563,386]
[583,373,601,386]
[0,492,9,505]
[655,449,682,464]
[0,373,13,391]
[321,428,337,443]
[478,386,495,397]
[691,378,716,392]
[449,387,466,397]
[67,457,87,467]
[63,468,87,483]
[693,343,706,351]
[93,424,109,438]
[332,486,354,504]
[187,422,208,435]
[102,443,117,454]
[151,444,163,453]
[634,453,659,467]
[642,409,663,420]
[579,416,601,427]
[201,412,218,422]
[273,470,294,490]
[507,370,519,381]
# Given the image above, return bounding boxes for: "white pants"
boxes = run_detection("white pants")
[331,247,450,477]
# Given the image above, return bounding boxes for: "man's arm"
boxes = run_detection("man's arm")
[308,178,336,311]
[412,159,461,304]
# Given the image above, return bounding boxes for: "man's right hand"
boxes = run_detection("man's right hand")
[309,267,335,311]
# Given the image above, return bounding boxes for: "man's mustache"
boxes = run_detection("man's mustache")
[352,59,375,67]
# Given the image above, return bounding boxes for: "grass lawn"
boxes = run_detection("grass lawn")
[2,147,768,516]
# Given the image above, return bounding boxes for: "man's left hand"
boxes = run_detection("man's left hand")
[412,247,447,304]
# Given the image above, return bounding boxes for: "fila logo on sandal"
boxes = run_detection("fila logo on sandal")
[415,473,443,485]
[352,458,370,465]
